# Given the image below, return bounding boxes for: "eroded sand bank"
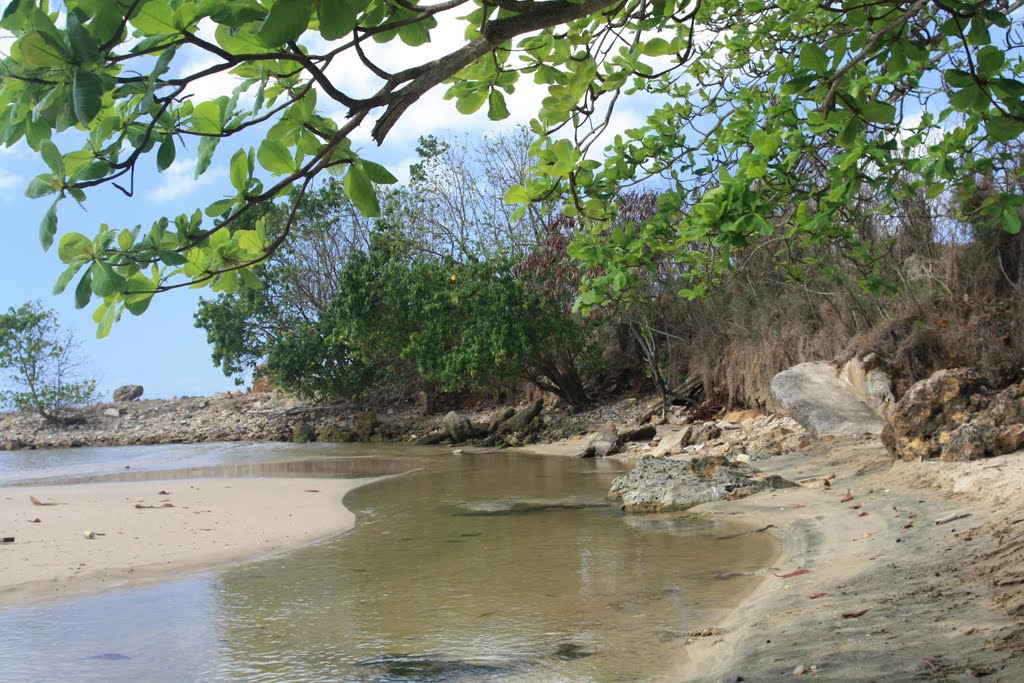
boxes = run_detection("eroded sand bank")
[0,476,371,608]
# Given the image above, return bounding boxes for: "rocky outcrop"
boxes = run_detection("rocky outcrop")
[112,384,144,402]
[771,362,885,438]
[443,411,476,443]
[649,415,806,461]
[882,368,1024,461]
[608,455,796,512]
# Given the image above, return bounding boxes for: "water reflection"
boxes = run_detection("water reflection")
[0,448,776,682]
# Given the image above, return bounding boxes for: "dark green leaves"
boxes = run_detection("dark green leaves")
[258,0,313,47]
[157,136,176,171]
[799,43,829,74]
[318,0,356,39]
[39,198,59,251]
[72,69,103,126]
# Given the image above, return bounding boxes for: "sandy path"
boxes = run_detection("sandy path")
[668,439,1024,682]
[0,476,374,608]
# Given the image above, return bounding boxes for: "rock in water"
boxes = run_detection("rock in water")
[443,411,475,443]
[771,362,883,438]
[608,456,795,512]
[882,368,1024,461]
[112,384,144,402]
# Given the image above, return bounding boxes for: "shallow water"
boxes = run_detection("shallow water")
[0,445,776,682]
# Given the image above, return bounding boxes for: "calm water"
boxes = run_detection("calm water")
[0,444,777,682]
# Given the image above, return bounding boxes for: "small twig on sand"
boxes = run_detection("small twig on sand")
[935,512,970,525]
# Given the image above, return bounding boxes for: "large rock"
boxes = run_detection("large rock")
[840,355,895,417]
[496,399,543,434]
[353,411,378,439]
[583,423,621,458]
[608,456,795,512]
[112,384,144,402]
[771,362,884,438]
[882,368,1024,461]
[443,411,475,443]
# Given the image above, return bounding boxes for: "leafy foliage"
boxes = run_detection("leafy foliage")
[2,0,1022,341]
[0,301,99,420]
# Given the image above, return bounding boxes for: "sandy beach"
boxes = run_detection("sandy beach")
[670,438,1024,682]
[0,476,372,608]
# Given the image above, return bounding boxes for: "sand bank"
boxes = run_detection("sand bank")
[0,476,372,608]
[670,439,1024,682]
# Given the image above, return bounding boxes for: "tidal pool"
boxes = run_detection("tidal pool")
[0,445,776,682]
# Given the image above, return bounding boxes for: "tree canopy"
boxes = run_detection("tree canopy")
[1,0,1023,334]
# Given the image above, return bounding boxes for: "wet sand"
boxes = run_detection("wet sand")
[671,439,1024,682]
[0,477,373,608]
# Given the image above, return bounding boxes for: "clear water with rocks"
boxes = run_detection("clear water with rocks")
[0,443,776,681]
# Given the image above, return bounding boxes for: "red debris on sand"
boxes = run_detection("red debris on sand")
[774,568,810,579]
[842,609,869,619]
[792,504,807,509]
[28,518,41,523]
[840,490,854,503]
[859,511,869,517]
[808,592,828,599]
[304,489,319,493]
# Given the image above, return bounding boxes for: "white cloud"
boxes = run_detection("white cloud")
[146,159,219,202]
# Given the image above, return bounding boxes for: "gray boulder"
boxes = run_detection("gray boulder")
[112,384,144,402]
[583,423,621,458]
[608,455,795,512]
[771,362,884,438]
[443,411,475,443]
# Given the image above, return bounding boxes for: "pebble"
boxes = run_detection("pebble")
[793,664,807,676]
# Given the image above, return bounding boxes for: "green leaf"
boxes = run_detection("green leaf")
[66,13,99,64]
[74,267,93,309]
[124,274,155,315]
[53,260,86,295]
[58,232,92,263]
[196,136,218,177]
[72,69,103,126]
[503,185,529,204]
[360,160,398,184]
[117,229,134,251]
[39,139,63,177]
[799,43,830,74]
[944,69,974,89]
[229,148,249,192]
[988,115,1024,143]
[343,163,380,216]
[455,90,488,115]
[859,100,896,124]
[977,46,1005,77]
[157,135,176,171]
[25,174,56,198]
[257,139,295,174]
[96,301,116,339]
[18,31,69,67]
[130,2,178,34]
[319,0,356,39]
[258,0,313,47]
[1002,207,1022,235]
[642,37,671,57]
[191,101,222,134]
[487,90,510,121]
[90,261,127,297]
[39,197,59,251]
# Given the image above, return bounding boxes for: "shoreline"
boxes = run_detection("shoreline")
[0,475,380,609]
[671,438,1024,682]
